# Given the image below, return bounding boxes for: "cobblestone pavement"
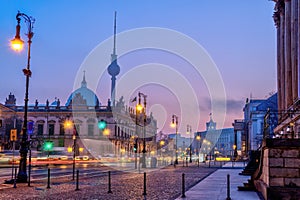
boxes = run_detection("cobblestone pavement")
[0,162,218,200]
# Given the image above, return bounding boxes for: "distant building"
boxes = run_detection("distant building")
[168,133,191,155]
[242,93,278,152]
[192,115,236,158]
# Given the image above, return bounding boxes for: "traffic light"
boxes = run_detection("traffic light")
[10,129,17,141]
[43,141,54,151]
[133,143,137,153]
[98,120,107,130]
[0,119,2,128]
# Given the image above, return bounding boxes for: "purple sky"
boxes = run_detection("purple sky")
[0,0,277,135]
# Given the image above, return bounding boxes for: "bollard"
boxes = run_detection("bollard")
[75,170,79,191]
[28,162,31,187]
[28,148,32,187]
[108,171,112,194]
[47,168,51,189]
[13,168,17,188]
[226,174,231,200]
[181,173,186,198]
[143,172,147,196]
[11,165,14,180]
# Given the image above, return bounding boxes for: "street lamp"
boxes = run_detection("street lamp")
[138,92,147,168]
[64,119,76,180]
[72,127,77,180]
[171,115,179,165]
[159,140,165,157]
[187,125,192,163]
[196,135,201,166]
[10,11,35,183]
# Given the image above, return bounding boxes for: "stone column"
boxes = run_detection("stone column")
[280,1,286,111]
[274,7,282,112]
[285,0,293,108]
[291,0,298,102]
[295,0,300,99]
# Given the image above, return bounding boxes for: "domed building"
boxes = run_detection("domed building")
[65,72,100,109]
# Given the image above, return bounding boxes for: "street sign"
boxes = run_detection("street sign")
[10,129,17,141]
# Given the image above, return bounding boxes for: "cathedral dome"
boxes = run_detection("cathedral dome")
[65,73,100,107]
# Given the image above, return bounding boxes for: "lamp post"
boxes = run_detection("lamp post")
[171,115,179,165]
[10,11,35,183]
[196,135,200,166]
[159,140,165,157]
[135,97,143,169]
[187,125,192,163]
[63,118,74,179]
[138,92,147,168]
[72,126,77,180]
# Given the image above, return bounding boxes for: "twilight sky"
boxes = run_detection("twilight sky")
[0,0,277,136]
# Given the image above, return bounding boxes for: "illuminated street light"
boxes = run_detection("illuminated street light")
[64,119,73,129]
[72,127,77,180]
[138,92,147,168]
[11,37,24,51]
[171,114,179,165]
[10,11,35,183]
[103,128,110,136]
[187,125,192,163]
[195,135,201,167]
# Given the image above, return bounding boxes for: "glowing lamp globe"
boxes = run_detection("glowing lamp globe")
[11,37,24,51]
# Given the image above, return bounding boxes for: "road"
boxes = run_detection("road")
[0,160,138,189]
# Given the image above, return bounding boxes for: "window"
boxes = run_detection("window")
[37,124,43,135]
[48,124,55,135]
[59,124,64,135]
[88,124,94,136]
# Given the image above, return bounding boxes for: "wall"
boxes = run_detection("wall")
[254,139,300,199]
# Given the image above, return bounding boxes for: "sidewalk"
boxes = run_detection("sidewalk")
[176,162,261,200]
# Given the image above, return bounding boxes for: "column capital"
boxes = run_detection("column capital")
[273,11,281,28]
[275,0,285,15]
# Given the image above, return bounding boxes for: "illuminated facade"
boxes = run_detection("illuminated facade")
[0,76,157,158]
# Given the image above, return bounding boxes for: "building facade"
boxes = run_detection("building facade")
[192,116,236,159]
[0,76,157,158]
[242,94,278,152]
